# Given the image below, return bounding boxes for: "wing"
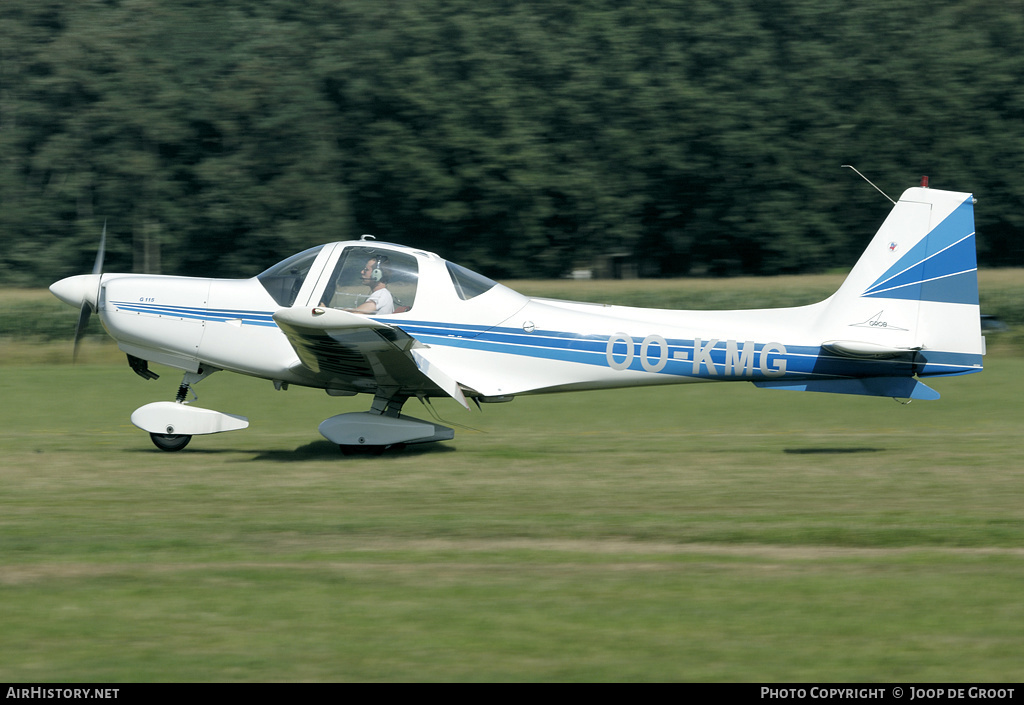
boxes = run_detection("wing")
[272,307,468,408]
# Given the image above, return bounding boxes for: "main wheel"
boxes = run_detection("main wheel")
[150,432,192,452]
[339,444,387,456]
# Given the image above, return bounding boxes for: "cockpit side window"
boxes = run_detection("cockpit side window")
[446,261,497,300]
[257,245,325,307]
[322,248,419,314]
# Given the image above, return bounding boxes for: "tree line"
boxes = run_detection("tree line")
[2,0,1022,287]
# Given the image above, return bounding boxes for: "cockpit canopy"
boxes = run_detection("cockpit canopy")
[257,242,502,312]
[320,246,420,313]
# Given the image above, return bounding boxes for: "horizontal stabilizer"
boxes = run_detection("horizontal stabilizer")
[822,340,922,359]
[754,377,940,400]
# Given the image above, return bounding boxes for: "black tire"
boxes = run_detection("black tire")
[150,433,192,452]
[339,444,387,456]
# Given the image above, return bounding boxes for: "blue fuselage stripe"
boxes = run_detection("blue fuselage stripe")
[111,301,278,326]
[395,321,982,380]
[110,305,982,379]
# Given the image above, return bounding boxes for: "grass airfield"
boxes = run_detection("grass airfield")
[2,349,1022,681]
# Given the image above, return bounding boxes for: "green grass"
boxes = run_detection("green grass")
[1,357,1022,681]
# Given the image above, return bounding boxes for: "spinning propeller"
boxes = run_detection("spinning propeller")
[49,222,106,362]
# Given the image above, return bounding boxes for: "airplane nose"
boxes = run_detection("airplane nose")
[50,274,101,309]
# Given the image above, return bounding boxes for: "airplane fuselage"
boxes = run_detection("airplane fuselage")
[93,270,980,402]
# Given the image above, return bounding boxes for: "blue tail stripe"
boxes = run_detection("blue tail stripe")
[864,269,978,305]
[863,236,979,305]
[864,235,973,295]
[863,195,977,303]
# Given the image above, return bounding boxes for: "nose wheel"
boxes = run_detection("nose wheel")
[149,432,193,452]
[132,367,247,451]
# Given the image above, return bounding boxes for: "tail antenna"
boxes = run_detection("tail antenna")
[841,165,896,205]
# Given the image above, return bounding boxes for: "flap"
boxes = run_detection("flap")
[272,306,468,405]
[411,348,469,409]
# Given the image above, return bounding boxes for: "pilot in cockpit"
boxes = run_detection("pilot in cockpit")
[344,256,395,315]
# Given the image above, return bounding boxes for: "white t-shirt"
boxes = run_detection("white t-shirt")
[366,287,394,315]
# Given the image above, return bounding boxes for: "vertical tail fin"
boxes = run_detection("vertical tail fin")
[816,187,984,376]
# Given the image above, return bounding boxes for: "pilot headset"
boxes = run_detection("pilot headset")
[370,256,384,283]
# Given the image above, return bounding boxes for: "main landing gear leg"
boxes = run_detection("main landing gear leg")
[318,387,455,455]
[339,388,407,455]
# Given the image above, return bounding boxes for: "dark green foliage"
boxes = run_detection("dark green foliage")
[2,0,1022,285]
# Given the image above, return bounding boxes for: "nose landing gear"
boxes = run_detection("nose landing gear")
[131,368,249,451]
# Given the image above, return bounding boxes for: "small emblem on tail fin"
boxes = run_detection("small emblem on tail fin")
[850,311,908,332]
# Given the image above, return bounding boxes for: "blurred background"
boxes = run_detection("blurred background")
[2,0,1022,285]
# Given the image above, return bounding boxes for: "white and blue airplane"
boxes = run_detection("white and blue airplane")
[50,185,984,452]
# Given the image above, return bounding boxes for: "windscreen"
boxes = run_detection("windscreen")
[257,245,325,307]
[446,261,497,300]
